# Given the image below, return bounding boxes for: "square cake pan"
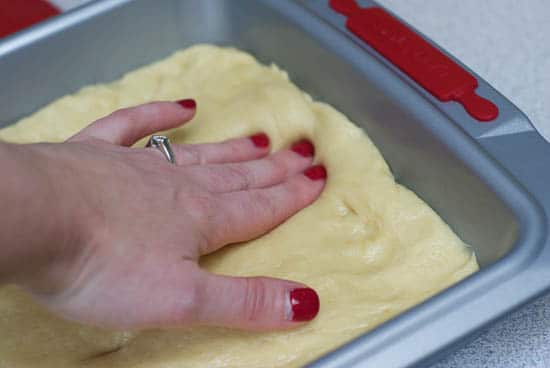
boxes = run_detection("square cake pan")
[1,0,549,367]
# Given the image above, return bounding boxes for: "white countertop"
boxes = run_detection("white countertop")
[49,0,550,366]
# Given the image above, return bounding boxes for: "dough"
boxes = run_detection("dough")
[0,45,478,367]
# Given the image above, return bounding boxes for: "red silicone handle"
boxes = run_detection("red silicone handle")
[330,0,498,122]
[0,0,60,39]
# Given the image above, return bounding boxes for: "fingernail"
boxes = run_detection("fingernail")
[291,139,315,157]
[249,133,270,148]
[304,165,327,181]
[289,288,320,322]
[177,98,196,109]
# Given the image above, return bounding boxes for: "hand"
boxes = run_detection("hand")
[14,99,326,331]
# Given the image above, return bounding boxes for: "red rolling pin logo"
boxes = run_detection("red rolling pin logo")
[330,0,499,122]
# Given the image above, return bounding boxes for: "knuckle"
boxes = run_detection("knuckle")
[242,279,269,322]
[145,103,163,122]
[266,157,287,179]
[202,170,226,191]
[253,191,278,219]
[109,108,135,125]
[183,192,226,246]
[288,180,313,204]
[181,146,203,165]
[184,191,218,223]
[109,103,162,126]
[228,140,245,158]
[225,165,253,191]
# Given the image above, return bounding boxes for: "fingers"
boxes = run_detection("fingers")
[204,165,326,249]
[194,271,320,330]
[172,133,271,166]
[69,100,196,146]
[187,139,315,192]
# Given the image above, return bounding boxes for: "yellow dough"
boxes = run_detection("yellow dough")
[0,45,478,367]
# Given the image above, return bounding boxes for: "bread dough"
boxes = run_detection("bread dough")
[0,45,478,367]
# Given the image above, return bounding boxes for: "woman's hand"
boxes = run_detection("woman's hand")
[3,100,326,331]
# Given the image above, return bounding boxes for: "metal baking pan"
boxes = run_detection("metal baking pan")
[1,0,549,367]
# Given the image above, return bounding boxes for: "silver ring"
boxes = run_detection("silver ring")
[146,135,176,164]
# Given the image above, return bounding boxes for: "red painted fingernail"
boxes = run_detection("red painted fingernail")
[177,98,196,109]
[249,133,270,148]
[289,288,320,322]
[291,139,315,157]
[304,165,327,181]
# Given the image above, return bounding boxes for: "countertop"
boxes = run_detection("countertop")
[47,0,550,366]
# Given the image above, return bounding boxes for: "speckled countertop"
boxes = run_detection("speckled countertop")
[47,0,550,366]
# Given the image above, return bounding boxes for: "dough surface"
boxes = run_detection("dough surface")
[0,45,477,367]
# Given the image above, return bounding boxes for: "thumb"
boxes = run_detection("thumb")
[195,271,320,330]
